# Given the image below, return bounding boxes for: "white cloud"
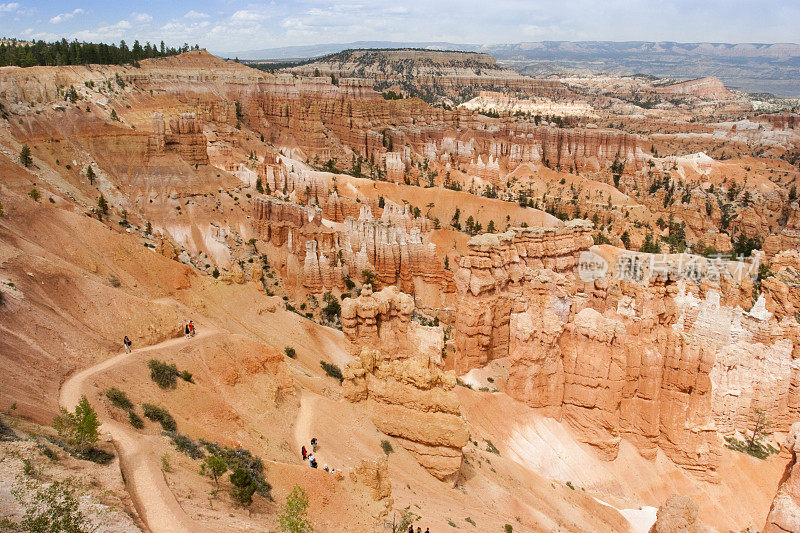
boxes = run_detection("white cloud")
[50,8,84,24]
[0,2,19,13]
[131,12,153,23]
[184,10,209,20]
[73,19,132,41]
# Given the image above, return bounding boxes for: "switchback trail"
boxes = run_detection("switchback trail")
[59,330,217,533]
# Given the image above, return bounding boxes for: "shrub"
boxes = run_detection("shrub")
[108,275,121,288]
[52,395,99,454]
[161,453,172,472]
[230,467,257,507]
[179,370,193,383]
[320,360,343,383]
[505,525,513,533]
[165,431,204,459]
[200,440,272,500]
[142,404,177,432]
[28,188,40,202]
[105,387,133,410]
[485,439,500,456]
[465,517,476,526]
[148,359,179,389]
[212,267,220,278]
[380,439,393,455]
[277,484,312,532]
[11,477,93,532]
[202,455,227,488]
[284,346,296,359]
[128,411,144,429]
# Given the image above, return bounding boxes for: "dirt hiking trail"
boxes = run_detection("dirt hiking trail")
[60,330,217,533]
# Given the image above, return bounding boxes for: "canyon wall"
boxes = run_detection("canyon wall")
[454,226,800,479]
[341,286,468,482]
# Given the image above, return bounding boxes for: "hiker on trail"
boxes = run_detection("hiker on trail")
[323,464,329,472]
[311,437,317,451]
[408,526,414,533]
[308,453,316,468]
[188,320,195,337]
[184,322,191,339]
[123,336,132,354]
[425,528,430,533]
[301,446,308,461]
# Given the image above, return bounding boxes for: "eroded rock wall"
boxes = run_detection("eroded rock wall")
[341,286,468,482]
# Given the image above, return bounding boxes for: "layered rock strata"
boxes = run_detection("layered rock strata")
[341,286,468,482]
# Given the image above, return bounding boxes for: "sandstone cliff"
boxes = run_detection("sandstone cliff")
[341,286,468,482]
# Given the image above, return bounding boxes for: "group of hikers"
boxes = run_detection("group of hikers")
[409,528,431,533]
[301,437,337,474]
[184,320,196,339]
[123,320,194,354]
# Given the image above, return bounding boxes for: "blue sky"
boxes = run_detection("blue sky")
[0,1,797,54]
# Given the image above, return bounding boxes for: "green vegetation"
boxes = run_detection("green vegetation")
[724,408,778,460]
[0,38,194,67]
[128,411,144,429]
[639,233,661,254]
[86,166,95,185]
[277,484,313,532]
[320,360,343,383]
[380,439,394,455]
[485,439,500,455]
[230,467,258,506]
[52,395,99,454]
[202,455,228,488]
[19,144,32,167]
[165,431,204,459]
[284,346,297,359]
[361,269,376,286]
[504,525,514,533]
[322,291,341,322]
[142,403,177,432]
[97,194,108,215]
[11,476,94,533]
[28,188,40,202]
[147,359,179,389]
[104,387,133,410]
[200,440,272,501]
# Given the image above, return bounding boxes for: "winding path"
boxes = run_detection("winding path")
[59,332,216,533]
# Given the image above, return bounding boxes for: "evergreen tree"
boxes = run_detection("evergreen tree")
[53,395,99,453]
[20,144,32,167]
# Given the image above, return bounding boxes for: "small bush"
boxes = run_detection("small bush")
[277,484,312,532]
[39,445,59,461]
[380,439,393,455]
[504,525,513,533]
[148,359,179,389]
[229,467,257,506]
[161,453,171,472]
[105,387,133,410]
[128,411,144,429]
[320,360,343,383]
[284,346,296,359]
[165,431,204,459]
[465,517,476,526]
[448,518,458,528]
[142,404,177,432]
[485,439,500,456]
[566,481,575,490]
[108,275,121,288]
[79,447,114,465]
[179,370,193,383]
